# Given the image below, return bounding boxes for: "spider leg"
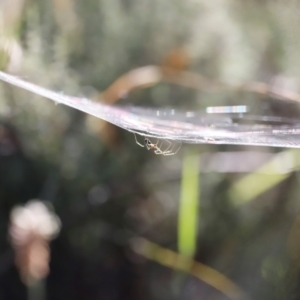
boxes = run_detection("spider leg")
[162,140,173,153]
[156,139,163,150]
[172,141,182,154]
[134,133,144,147]
[154,146,163,155]
[155,139,171,154]
[155,139,169,154]
[158,139,174,154]
[162,141,182,155]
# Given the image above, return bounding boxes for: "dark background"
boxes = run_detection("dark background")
[0,0,300,299]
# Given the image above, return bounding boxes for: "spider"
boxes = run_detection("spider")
[134,134,181,155]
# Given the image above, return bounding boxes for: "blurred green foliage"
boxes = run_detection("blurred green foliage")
[0,1,300,300]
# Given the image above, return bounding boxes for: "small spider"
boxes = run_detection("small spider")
[134,134,181,155]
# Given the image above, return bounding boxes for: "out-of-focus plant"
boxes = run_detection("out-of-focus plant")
[1,0,300,299]
[9,200,61,299]
[178,149,199,258]
[131,237,245,300]
[229,149,300,206]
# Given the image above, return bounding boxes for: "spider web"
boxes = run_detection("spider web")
[1,71,300,148]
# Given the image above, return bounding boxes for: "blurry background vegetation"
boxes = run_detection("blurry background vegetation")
[1,0,300,299]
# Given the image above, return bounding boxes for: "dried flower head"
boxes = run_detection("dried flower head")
[9,200,61,285]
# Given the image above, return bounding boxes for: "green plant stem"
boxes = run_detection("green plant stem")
[178,148,199,257]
